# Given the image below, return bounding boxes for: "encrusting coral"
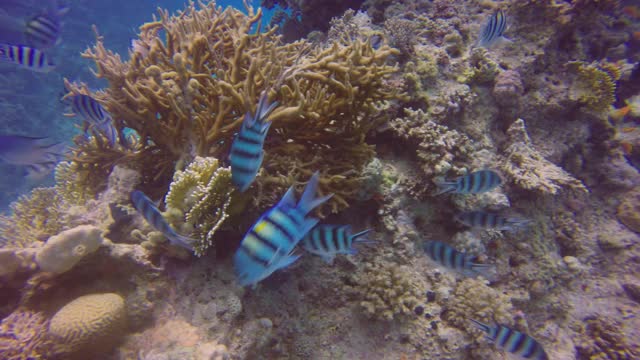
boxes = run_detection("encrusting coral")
[500,118,588,194]
[0,309,59,360]
[49,293,127,357]
[34,225,104,275]
[574,316,640,359]
[164,156,234,256]
[65,1,402,213]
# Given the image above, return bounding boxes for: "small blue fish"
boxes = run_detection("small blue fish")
[455,211,530,231]
[423,240,493,278]
[0,43,55,72]
[434,170,502,195]
[477,9,509,48]
[230,92,278,192]
[66,94,117,147]
[130,190,194,252]
[301,224,373,264]
[25,12,61,50]
[469,319,548,360]
[234,171,333,287]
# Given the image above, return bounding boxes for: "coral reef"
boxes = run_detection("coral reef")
[569,61,620,113]
[350,259,422,321]
[501,119,588,194]
[574,316,640,359]
[0,309,59,360]
[617,187,640,233]
[49,293,127,357]
[391,108,474,181]
[493,69,524,109]
[67,1,402,213]
[442,278,514,333]
[35,225,104,275]
[164,157,234,256]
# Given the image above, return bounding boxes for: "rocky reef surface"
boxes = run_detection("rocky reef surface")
[1,0,640,359]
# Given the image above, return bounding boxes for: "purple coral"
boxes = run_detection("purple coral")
[493,70,524,108]
[0,309,58,359]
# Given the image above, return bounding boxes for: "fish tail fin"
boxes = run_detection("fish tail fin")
[297,171,333,215]
[167,233,196,253]
[470,263,495,280]
[432,180,457,196]
[468,318,491,334]
[352,229,375,245]
[255,91,279,125]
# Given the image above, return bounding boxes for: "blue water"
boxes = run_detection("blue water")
[0,0,272,211]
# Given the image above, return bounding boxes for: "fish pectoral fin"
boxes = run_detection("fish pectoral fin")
[274,253,300,270]
[321,255,335,264]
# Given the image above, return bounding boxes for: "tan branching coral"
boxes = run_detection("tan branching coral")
[0,309,59,360]
[66,1,402,213]
[500,119,588,194]
[49,293,127,356]
[350,260,421,321]
[164,156,234,256]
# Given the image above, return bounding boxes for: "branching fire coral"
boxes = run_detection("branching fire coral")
[164,157,234,256]
[66,1,402,213]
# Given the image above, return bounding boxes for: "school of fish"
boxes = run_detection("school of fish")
[0,4,551,358]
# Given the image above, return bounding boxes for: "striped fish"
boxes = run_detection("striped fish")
[434,170,502,195]
[67,94,117,147]
[423,240,493,278]
[25,12,61,50]
[130,190,195,252]
[455,211,531,231]
[234,171,333,287]
[0,43,55,72]
[477,9,508,48]
[469,319,549,360]
[230,92,279,192]
[301,224,373,264]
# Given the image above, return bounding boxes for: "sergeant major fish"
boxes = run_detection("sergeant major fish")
[469,319,549,360]
[230,92,279,192]
[434,170,502,195]
[65,94,117,147]
[477,9,509,48]
[24,2,68,50]
[301,224,373,264]
[423,240,493,278]
[0,43,55,72]
[130,190,195,252]
[455,211,531,231]
[234,171,333,287]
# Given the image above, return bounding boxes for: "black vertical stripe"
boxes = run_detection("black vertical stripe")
[249,229,279,252]
[511,331,527,354]
[17,46,24,64]
[438,242,447,264]
[28,48,35,67]
[264,216,294,244]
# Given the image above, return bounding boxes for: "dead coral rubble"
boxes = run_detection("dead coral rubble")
[68,2,402,213]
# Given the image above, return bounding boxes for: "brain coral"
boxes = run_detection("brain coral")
[49,293,127,355]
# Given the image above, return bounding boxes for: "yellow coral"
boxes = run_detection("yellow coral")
[570,61,618,113]
[49,293,127,356]
[0,188,63,248]
[66,1,402,213]
[165,156,234,256]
